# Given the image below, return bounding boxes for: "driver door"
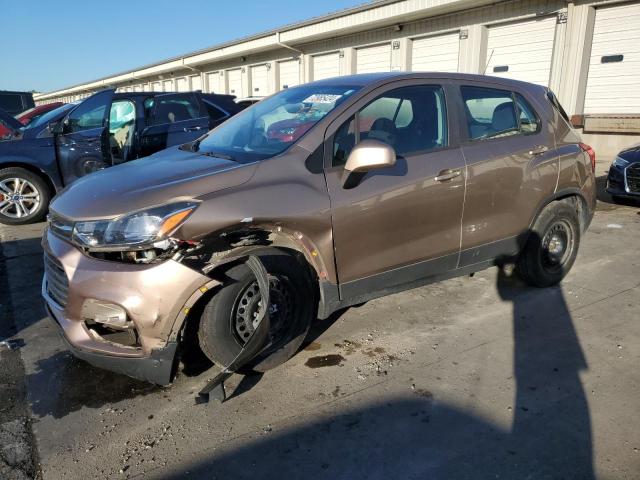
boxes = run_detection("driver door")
[55,89,115,185]
[323,82,467,300]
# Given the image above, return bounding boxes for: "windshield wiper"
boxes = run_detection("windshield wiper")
[200,150,236,161]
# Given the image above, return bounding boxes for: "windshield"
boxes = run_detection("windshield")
[28,103,75,130]
[196,85,360,162]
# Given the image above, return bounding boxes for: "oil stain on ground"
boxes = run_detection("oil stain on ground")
[305,354,345,368]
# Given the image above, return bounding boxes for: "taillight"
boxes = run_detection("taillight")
[579,142,596,173]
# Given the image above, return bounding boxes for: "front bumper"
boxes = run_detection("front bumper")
[42,229,211,385]
[607,164,640,198]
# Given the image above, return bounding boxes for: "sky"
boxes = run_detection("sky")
[1,0,367,93]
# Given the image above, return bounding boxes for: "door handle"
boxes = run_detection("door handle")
[435,169,461,182]
[528,145,549,156]
[183,126,203,132]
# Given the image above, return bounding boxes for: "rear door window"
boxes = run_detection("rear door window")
[461,86,540,140]
[147,93,204,125]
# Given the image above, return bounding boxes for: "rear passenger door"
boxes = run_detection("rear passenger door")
[138,93,209,157]
[456,84,559,266]
[323,81,467,299]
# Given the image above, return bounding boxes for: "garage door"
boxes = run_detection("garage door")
[312,52,340,80]
[227,69,243,96]
[250,65,269,96]
[151,81,162,92]
[486,16,557,86]
[411,32,460,72]
[206,72,222,93]
[356,43,392,73]
[190,75,203,91]
[176,77,189,92]
[162,79,173,92]
[279,59,300,89]
[584,3,640,114]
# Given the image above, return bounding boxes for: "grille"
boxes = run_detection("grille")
[48,212,74,242]
[44,252,69,308]
[627,163,640,194]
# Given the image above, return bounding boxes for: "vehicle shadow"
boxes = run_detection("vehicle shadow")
[159,263,594,479]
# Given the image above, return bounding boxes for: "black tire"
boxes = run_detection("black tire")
[517,201,581,288]
[0,167,51,225]
[198,250,315,372]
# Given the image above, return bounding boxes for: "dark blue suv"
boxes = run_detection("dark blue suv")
[0,89,241,225]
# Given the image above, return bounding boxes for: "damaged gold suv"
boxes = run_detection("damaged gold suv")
[42,73,596,385]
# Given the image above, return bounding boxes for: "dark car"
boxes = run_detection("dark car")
[0,89,242,224]
[606,144,640,203]
[0,90,35,116]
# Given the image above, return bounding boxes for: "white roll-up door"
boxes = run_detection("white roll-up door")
[356,43,392,73]
[227,69,243,96]
[250,65,269,96]
[486,16,557,86]
[206,72,222,93]
[411,32,460,72]
[190,75,203,91]
[584,3,640,114]
[151,81,162,92]
[312,52,340,80]
[133,85,142,92]
[176,77,189,92]
[278,59,300,89]
[162,79,173,92]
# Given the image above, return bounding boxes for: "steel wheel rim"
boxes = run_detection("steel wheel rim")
[0,177,41,219]
[230,276,295,346]
[540,220,573,273]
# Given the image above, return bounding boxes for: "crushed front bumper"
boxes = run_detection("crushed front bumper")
[42,229,211,385]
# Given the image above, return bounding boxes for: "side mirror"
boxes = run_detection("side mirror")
[49,121,64,135]
[342,139,396,188]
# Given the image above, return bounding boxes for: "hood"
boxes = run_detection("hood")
[618,143,640,163]
[50,146,258,220]
[0,107,23,134]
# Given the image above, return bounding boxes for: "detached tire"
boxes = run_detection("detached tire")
[517,201,581,288]
[198,250,315,372]
[0,167,50,225]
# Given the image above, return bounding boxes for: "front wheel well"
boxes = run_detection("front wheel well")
[0,162,57,198]
[175,247,319,373]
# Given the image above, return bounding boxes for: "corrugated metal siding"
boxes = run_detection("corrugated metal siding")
[278,59,300,89]
[411,32,460,72]
[312,52,341,80]
[486,16,557,86]
[356,43,392,73]
[584,2,640,114]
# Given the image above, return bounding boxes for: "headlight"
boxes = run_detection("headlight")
[72,202,197,250]
[612,156,630,169]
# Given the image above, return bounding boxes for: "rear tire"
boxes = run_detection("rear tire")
[0,167,50,225]
[517,201,581,288]
[198,250,315,372]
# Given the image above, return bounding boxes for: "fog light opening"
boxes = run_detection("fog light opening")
[81,299,141,348]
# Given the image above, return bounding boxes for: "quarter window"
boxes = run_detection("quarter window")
[332,85,447,167]
[461,86,539,140]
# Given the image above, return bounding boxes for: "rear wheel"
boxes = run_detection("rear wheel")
[517,202,581,287]
[198,250,315,372]
[0,167,50,225]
